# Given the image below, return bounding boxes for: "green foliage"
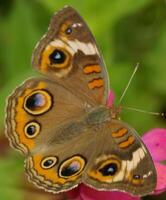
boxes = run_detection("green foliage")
[0,0,165,199]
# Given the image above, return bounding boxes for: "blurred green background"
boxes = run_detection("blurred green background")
[0,0,165,200]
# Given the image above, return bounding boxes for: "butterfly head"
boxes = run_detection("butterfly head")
[109,105,122,120]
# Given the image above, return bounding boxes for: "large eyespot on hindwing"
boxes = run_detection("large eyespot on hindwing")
[98,159,120,177]
[24,89,53,115]
[41,156,58,169]
[88,155,121,183]
[59,155,86,178]
[24,121,41,138]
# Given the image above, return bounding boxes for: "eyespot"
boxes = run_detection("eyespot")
[87,156,121,183]
[59,155,86,178]
[132,174,144,185]
[40,44,72,76]
[41,156,58,169]
[24,121,40,138]
[99,163,118,176]
[65,27,72,34]
[46,47,71,69]
[49,49,66,65]
[24,90,53,115]
[98,158,121,177]
[133,174,141,179]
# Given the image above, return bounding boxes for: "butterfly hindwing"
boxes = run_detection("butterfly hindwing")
[25,117,100,193]
[84,119,157,196]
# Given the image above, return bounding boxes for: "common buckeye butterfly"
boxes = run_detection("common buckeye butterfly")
[5,6,156,197]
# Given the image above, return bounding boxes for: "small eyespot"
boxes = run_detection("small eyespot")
[24,90,53,115]
[99,163,118,176]
[133,174,141,179]
[24,121,40,138]
[49,49,66,65]
[41,156,58,169]
[65,27,72,34]
[59,155,86,178]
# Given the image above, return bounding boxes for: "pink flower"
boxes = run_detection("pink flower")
[142,128,166,194]
[66,91,166,200]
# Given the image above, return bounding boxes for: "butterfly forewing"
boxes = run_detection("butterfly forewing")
[32,6,110,105]
[5,78,89,155]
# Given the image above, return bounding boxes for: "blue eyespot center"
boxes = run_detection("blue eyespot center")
[99,163,118,176]
[27,125,36,136]
[65,27,72,34]
[26,93,46,110]
[24,90,53,115]
[24,121,40,138]
[133,174,141,179]
[49,49,66,64]
[59,156,86,178]
[43,159,54,167]
[61,161,81,177]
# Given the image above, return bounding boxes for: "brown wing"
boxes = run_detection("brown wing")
[84,119,157,197]
[32,6,109,105]
[25,122,96,193]
[5,78,91,155]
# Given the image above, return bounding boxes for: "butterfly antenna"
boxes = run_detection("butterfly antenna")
[118,63,139,105]
[121,106,165,117]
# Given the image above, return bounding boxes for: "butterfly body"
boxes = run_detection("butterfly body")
[5,6,156,197]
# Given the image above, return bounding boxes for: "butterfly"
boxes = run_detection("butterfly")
[5,6,157,197]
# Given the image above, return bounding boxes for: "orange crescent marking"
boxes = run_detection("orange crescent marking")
[88,78,103,89]
[83,65,101,74]
[112,128,128,138]
[118,136,135,148]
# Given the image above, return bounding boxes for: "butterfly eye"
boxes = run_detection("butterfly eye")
[59,155,86,178]
[49,49,66,65]
[24,121,40,138]
[24,90,53,115]
[41,156,58,169]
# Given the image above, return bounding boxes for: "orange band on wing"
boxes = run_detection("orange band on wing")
[112,128,128,138]
[88,78,103,89]
[83,65,101,74]
[27,154,84,185]
[118,136,135,148]
[15,82,46,153]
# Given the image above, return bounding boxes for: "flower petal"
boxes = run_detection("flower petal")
[66,187,80,199]
[154,162,166,194]
[68,184,140,200]
[142,128,166,162]
[107,90,115,107]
